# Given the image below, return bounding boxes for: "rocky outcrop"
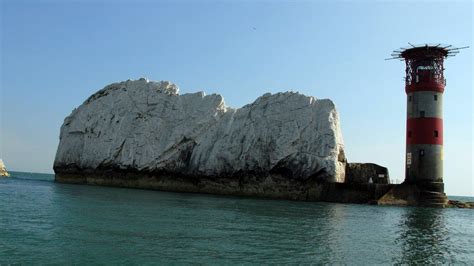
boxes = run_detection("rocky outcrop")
[345,163,389,184]
[54,78,347,198]
[0,159,9,177]
[447,200,474,209]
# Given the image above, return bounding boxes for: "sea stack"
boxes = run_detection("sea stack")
[54,78,391,203]
[0,159,10,177]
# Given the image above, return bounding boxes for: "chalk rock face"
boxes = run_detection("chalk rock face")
[0,159,9,177]
[54,78,346,182]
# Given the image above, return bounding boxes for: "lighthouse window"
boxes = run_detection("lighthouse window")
[434,94,438,101]
[420,111,425,117]
[408,131,412,138]
[420,149,425,157]
[408,96,412,102]
[434,130,439,137]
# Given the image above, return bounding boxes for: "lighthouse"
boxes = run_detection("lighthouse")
[389,43,467,207]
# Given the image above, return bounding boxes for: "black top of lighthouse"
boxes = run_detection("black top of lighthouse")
[387,43,468,61]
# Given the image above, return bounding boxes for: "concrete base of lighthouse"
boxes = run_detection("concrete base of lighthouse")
[416,181,448,207]
[377,182,448,208]
[404,144,446,207]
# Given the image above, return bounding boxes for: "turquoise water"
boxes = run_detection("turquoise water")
[1,172,473,264]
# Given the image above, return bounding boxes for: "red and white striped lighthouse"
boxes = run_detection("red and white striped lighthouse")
[389,44,467,206]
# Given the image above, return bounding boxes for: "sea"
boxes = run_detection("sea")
[1,171,473,264]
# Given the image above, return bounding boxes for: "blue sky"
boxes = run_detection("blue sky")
[1,0,472,196]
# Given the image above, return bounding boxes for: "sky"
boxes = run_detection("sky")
[0,0,472,196]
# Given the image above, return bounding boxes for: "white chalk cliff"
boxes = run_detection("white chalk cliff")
[54,78,346,182]
[0,159,9,177]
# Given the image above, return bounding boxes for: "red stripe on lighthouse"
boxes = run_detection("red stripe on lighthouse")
[406,81,445,93]
[407,118,443,145]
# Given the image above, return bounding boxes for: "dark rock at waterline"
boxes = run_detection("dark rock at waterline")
[447,200,474,209]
